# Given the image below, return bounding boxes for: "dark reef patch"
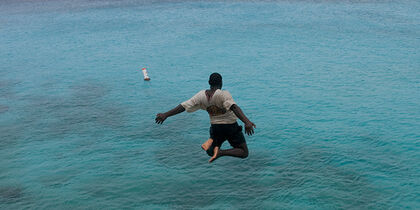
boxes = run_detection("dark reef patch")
[0,186,23,203]
[21,82,126,140]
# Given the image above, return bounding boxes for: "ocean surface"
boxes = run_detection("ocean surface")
[1,0,419,209]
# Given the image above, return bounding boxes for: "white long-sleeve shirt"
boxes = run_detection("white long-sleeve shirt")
[181,89,238,124]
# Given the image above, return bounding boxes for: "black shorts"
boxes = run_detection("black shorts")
[209,122,246,148]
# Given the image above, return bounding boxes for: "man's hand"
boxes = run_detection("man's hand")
[244,121,256,136]
[155,113,167,124]
[230,104,256,136]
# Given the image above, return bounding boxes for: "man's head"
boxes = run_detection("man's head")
[209,72,222,88]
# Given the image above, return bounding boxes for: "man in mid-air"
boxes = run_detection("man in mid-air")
[155,73,256,163]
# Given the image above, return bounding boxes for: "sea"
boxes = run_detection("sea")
[0,0,419,209]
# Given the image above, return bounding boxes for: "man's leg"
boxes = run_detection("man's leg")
[209,123,248,163]
[201,138,213,151]
[205,139,220,157]
[209,142,248,163]
[203,126,215,152]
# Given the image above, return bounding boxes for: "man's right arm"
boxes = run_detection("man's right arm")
[155,104,185,124]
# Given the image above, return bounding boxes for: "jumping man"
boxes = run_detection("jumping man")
[155,73,256,163]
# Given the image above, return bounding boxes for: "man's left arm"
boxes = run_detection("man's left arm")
[230,104,256,135]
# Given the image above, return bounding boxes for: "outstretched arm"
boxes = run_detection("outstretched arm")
[230,104,256,135]
[155,104,185,124]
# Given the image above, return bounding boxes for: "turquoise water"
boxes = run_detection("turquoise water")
[1,0,419,208]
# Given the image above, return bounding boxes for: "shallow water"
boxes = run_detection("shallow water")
[1,0,419,209]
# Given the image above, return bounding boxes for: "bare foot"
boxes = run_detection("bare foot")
[209,146,220,163]
[201,138,213,151]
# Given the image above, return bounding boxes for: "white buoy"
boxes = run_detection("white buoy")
[142,67,150,81]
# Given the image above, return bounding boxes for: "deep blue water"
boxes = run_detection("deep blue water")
[1,0,419,209]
